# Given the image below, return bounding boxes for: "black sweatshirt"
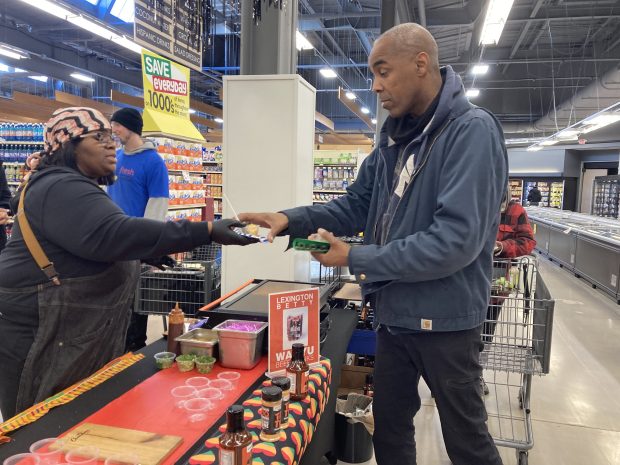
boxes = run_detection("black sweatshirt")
[0,166,211,288]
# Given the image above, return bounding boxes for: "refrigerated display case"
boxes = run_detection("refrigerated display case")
[528,207,620,303]
[517,177,577,210]
[591,175,620,219]
[509,179,523,203]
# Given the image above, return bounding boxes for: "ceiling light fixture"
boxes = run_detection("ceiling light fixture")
[296,30,314,51]
[526,101,620,152]
[17,0,142,55]
[214,117,224,123]
[346,91,356,100]
[188,109,197,114]
[0,63,9,72]
[479,0,515,45]
[360,107,370,114]
[29,75,48,82]
[471,64,489,75]
[581,113,620,133]
[466,88,480,98]
[371,118,377,125]
[70,72,95,82]
[0,45,28,60]
[320,68,337,78]
[556,129,580,140]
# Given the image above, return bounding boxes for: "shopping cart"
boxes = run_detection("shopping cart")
[134,243,222,317]
[481,255,555,465]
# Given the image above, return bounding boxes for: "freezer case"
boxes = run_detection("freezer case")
[591,175,620,219]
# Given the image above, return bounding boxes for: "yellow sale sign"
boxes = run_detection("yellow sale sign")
[141,48,203,140]
[142,49,190,119]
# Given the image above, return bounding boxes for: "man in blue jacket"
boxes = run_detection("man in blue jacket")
[108,107,170,351]
[241,23,507,465]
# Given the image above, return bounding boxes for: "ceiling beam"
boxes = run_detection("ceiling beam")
[502,0,546,74]
[0,25,142,89]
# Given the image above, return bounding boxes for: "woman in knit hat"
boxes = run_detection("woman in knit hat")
[0,107,256,418]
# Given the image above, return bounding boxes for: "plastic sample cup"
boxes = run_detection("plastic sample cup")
[196,387,223,406]
[4,454,40,465]
[194,356,216,374]
[65,447,99,465]
[185,376,210,389]
[175,355,195,372]
[217,371,241,390]
[103,453,140,465]
[154,352,175,369]
[29,438,66,465]
[208,378,233,392]
[171,385,198,408]
[184,397,211,423]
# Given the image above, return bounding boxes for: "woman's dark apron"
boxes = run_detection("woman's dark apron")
[14,260,139,412]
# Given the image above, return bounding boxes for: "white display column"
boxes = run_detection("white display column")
[222,74,315,293]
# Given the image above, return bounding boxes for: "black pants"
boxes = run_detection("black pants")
[373,326,503,465]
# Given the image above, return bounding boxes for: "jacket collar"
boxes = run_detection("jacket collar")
[378,65,472,150]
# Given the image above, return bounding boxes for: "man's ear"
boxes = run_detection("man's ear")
[415,52,430,75]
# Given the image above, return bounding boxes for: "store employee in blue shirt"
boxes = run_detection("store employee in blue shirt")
[108,107,169,221]
[109,107,169,351]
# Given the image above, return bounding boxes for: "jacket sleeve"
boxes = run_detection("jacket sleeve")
[348,115,508,283]
[39,177,210,262]
[282,151,377,241]
[497,208,536,258]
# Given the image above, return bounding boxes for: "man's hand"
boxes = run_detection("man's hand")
[310,229,350,267]
[238,212,289,243]
[0,209,9,226]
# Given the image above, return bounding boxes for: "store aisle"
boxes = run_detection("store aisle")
[332,256,620,465]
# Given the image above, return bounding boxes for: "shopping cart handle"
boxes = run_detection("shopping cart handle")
[198,278,255,311]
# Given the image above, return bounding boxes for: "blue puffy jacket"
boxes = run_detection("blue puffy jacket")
[284,66,508,332]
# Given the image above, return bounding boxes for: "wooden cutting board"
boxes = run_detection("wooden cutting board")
[50,423,183,465]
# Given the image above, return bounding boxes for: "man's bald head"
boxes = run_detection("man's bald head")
[377,23,440,73]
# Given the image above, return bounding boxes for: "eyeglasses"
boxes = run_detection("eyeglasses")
[78,131,115,144]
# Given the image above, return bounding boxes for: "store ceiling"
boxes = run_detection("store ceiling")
[0,0,619,144]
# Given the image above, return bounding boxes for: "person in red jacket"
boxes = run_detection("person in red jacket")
[481,194,536,394]
[494,199,536,259]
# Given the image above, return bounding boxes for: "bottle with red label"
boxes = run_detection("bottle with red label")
[286,343,309,401]
[219,405,252,465]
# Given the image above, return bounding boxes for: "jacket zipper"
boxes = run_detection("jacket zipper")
[381,118,455,246]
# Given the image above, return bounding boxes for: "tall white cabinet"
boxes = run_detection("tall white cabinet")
[222,74,316,293]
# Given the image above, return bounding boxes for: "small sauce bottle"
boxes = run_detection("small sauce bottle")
[219,405,253,465]
[271,376,291,428]
[286,343,309,401]
[363,373,374,397]
[260,386,282,441]
[167,302,185,355]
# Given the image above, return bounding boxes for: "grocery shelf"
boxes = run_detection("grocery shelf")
[206,184,223,187]
[314,163,357,167]
[168,204,206,210]
[8,181,20,185]
[0,141,44,145]
[313,189,347,194]
[204,171,223,174]
[167,169,204,174]
[313,200,329,204]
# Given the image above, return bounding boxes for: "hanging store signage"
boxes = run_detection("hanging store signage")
[267,288,320,376]
[134,0,202,72]
[141,48,203,140]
